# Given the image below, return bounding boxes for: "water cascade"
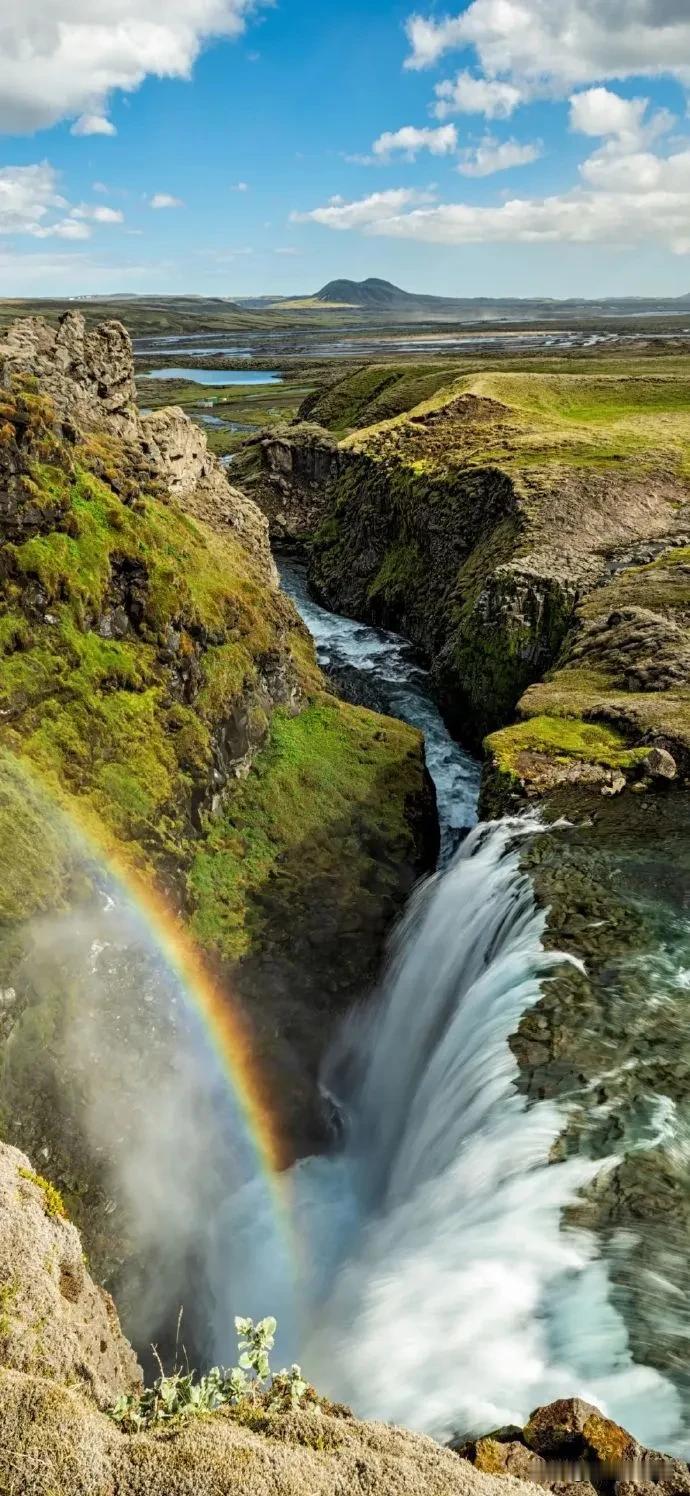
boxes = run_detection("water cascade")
[211,819,683,1449]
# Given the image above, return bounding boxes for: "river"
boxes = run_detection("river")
[278,558,481,859]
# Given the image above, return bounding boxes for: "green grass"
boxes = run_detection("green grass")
[302,363,463,434]
[291,356,690,481]
[486,714,648,778]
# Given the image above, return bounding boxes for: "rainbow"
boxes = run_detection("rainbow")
[5,753,292,1223]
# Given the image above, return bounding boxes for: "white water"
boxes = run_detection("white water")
[279,558,481,857]
[211,819,684,1448]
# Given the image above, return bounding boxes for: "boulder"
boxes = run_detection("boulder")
[458,1399,690,1496]
[643,748,677,781]
[523,1398,638,1462]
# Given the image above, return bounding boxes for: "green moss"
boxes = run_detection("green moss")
[18,1168,66,1219]
[367,541,424,608]
[197,645,257,721]
[0,754,72,923]
[301,362,467,433]
[188,701,423,961]
[486,714,648,777]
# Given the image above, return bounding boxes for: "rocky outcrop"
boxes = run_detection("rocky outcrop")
[458,1398,690,1495]
[141,406,277,584]
[484,543,690,811]
[0,1142,140,1407]
[244,384,690,747]
[1,312,139,441]
[0,310,278,586]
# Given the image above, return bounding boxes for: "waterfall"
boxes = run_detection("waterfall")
[211,818,684,1449]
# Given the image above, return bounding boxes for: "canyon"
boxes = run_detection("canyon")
[0,313,689,1488]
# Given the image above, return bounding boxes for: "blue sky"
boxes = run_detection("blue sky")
[4,0,690,298]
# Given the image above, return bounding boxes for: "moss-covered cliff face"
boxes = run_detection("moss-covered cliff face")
[0,316,435,1303]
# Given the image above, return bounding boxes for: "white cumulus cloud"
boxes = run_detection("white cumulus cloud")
[0,167,129,240]
[372,123,458,160]
[71,113,116,137]
[292,188,436,232]
[405,0,690,102]
[72,203,124,223]
[149,193,184,209]
[0,0,265,134]
[457,136,543,177]
[0,162,94,239]
[295,124,690,255]
[434,72,524,120]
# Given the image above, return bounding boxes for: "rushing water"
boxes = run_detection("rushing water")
[212,820,683,1447]
[279,558,481,857]
[206,565,687,1451]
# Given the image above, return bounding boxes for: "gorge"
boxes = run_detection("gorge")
[0,310,690,1490]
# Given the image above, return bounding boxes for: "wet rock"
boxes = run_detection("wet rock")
[459,1401,690,1496]
[463,1437,546,1480]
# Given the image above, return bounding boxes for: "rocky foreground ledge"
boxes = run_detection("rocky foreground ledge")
[0,1137,687,1496]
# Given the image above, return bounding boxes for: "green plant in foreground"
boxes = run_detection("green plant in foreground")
[109,1315,312,1433]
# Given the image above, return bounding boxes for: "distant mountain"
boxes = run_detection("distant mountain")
[310,277,690,325]
[316,278,442,308]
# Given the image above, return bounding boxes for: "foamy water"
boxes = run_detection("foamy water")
[210,821,685,1448]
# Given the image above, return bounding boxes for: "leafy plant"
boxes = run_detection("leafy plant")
[109,1314,312,1433]
[235,1314,276,1387]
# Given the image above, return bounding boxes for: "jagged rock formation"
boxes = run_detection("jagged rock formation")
[237,424,341,548]
[458,1397,690,1494]
[141,405,278,584]
[1,311,139,442]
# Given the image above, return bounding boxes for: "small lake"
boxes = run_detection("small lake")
[142,368,282,386]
